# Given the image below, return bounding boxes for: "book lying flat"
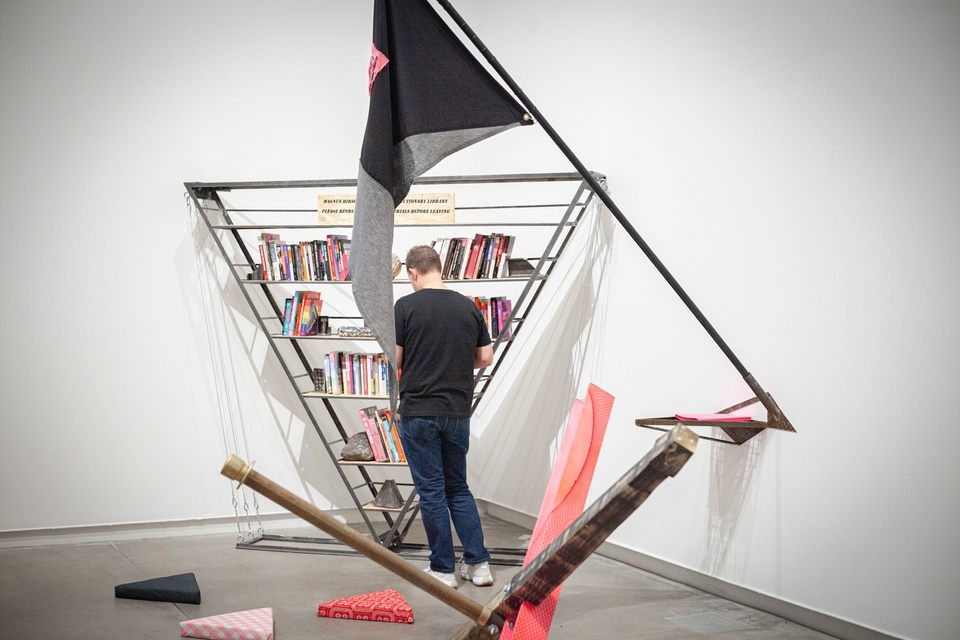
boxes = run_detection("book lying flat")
[674,413,753,422]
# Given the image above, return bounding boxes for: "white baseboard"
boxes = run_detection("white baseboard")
[0,510,361,549]
[479,500,904,640]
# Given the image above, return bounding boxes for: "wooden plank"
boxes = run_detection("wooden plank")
[498,425,696,616]
[450,425,697,639]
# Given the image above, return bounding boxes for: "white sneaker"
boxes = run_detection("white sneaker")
[424,566,458,589]
[460,561,494,586]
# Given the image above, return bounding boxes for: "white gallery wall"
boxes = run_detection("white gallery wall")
[1,2,957,639]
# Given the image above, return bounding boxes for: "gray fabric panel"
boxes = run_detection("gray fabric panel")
[350,165,399,413]
[353,124,520,413]
[391,123,520,203]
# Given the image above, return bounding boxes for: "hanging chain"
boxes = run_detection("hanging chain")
[186,190,263,541]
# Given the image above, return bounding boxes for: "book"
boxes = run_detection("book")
[327,352,343,395]
[452,237,468,279]
[340,237,351,277]
[353,355,363,395]
[282,297,294,335]
[491,235,508,278]
[337,235,349,280]
[328,235,342,280]
[258,233,281,280]
[498,298,513,339]
[387,411,405,463]
[474,296,491,337]
[285,291,304,335]
[297,292,323,335]
[463,233,484,279]
[445,237,460,278]
[360,406,389,462]
[319,239,332,280]
[256,236,268,279]
[496,235,515,277]
[309,240,322,280]
[378,408,405,463]
[440,237,457,278]
[675,413,753,422]
[300,243,313,281]
[377,353,388,396]
[344,352,354,394]
[475,236,489,278]
[271,238,284,281]
[479,234,498,278]
[283,244,294,280]
[376,408,400,462]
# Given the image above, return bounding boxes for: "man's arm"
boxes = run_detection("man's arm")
[396,345,403,372]
[474,343,493,369]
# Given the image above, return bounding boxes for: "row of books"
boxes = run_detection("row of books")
[258,233,350,281]
[281,291,324,336]
[431,233,514,280]
[314,352,390,397]
[359,405,405,463]
[474,296,513,340]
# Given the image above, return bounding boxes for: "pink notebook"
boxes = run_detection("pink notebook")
[675,413,752,422]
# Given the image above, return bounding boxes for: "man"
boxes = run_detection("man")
[394,244,494,589]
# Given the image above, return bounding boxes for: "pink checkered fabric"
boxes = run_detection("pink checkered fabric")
[179,607,273,640]
[503,384,614,640]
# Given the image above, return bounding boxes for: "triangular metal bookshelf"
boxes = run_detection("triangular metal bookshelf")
[186,172,600,559]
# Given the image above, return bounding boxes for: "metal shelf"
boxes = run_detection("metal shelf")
[186,171,599,554]
[338,459,408,467]
[303,392,389,400]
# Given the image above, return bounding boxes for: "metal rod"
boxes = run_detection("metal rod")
[435,0,783,412]
[184,171,584,192]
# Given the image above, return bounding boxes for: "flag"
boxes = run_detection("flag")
[350,0,533,410]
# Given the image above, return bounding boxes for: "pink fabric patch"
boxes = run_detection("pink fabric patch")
[179,607,273,640]
[503,383,615,640]
[675,413,752,421]
[317,589,414,624]
[368,44,389,96]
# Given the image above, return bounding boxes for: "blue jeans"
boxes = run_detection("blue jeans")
[399,415,490,574]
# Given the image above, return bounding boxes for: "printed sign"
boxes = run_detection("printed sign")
[318,193,455,225]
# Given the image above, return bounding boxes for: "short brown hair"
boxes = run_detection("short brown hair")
[405,245,442,274]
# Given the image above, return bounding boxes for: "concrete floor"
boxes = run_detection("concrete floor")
[0,514,836,639]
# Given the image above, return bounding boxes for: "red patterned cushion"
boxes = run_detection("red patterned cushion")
[317,589,414,624]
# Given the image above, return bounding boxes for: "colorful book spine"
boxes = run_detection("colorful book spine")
[286,291,303,335]
[295,291,322,335]
[463,233,483,279]
[327,352,343,395]
[360,406,389,462]
[498,298,513,339]
[380,408,405,463]
[257,242,269,280]
[282,297,294,335]
[377,408,401,462]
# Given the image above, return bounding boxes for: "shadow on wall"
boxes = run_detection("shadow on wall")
[698,428,770,582]
[470,201,616,515]
[180,202,352,514]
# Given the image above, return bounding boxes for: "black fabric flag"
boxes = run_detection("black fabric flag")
[351,0,532,410]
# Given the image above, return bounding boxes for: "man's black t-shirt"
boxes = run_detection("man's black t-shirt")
[394,288,492,417]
